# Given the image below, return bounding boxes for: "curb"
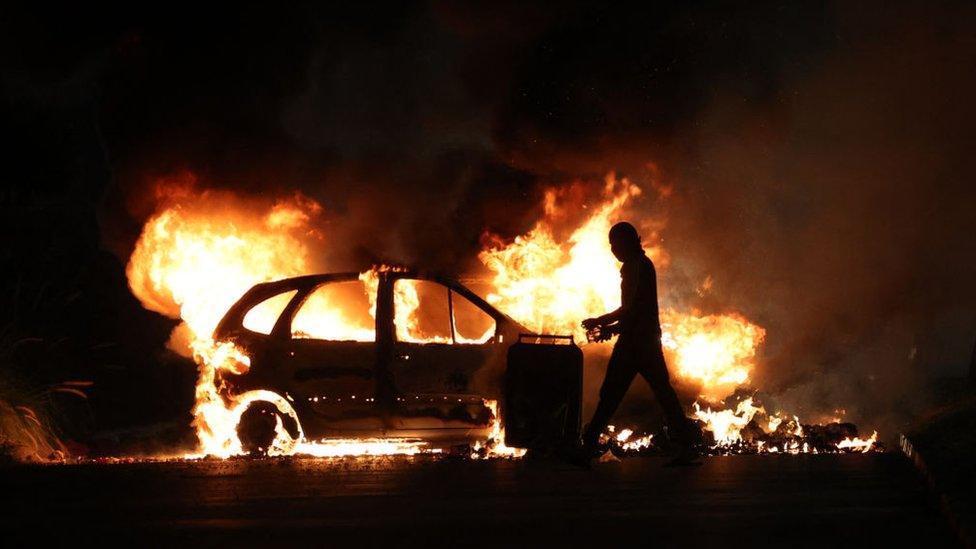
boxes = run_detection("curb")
[900,434,972,548]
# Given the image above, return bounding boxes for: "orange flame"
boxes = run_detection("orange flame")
[692,398,764,445]
[479,175,653,342]
[126,190,321,354]
[661,312,765,400]
[479,175,764,400]
[472,399,527,458]
[608,425,654,452]
[836,431,878,453]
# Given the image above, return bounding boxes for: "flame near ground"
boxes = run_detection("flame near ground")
[126,174,877,459]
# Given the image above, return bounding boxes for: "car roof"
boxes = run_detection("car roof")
[233,269,523,331]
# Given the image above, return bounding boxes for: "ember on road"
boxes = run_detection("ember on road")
[1,454,954,547]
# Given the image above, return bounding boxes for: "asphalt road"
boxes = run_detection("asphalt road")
[0,453,957,547]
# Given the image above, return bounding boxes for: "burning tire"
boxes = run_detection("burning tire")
[232,391,304,456]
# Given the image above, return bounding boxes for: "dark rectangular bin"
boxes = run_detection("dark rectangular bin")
[504,333,583,449]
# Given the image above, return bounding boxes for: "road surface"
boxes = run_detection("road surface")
[0,453,956,547]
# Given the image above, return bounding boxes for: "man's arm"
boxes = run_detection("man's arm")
[598,306,626,326]
[582,306,621,329]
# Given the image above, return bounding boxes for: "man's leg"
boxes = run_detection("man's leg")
[638,344,696,444]
[582,347,638,450]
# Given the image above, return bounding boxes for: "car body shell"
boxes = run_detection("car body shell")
[213,269,529,447]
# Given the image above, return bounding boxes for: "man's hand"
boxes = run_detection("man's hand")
[581,317,602,330]
[584,318,619,343]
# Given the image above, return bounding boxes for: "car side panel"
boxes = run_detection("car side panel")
[278,339,385,436]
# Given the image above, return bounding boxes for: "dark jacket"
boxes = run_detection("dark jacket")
[617,253,662,338]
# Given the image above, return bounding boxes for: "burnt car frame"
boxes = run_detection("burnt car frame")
[214,269,530,451]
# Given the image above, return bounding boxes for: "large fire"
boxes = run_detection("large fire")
[479,177,652,343]
[126,173,875,459]
[480,176,765,401]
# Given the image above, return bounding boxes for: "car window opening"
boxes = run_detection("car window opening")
[451,290,495,344]
[242,290,298,334]
[291,280,376,342]
[393,279,495,344]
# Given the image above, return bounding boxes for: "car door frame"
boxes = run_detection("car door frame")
[266,273,382,435]
[374,271,522,432]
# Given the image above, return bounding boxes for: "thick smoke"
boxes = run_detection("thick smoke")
[680,2,976,437]
[95,3,555,273]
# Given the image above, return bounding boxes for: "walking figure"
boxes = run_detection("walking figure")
[578,221,701,465]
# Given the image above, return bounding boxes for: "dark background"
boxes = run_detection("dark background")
[2,1,974,450]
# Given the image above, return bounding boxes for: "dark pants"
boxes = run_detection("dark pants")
[583,334,691,447]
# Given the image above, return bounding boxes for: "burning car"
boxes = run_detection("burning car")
[212,268,534,454]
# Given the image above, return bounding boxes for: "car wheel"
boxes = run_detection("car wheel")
[238,401,280,455]
[233,391,304,456]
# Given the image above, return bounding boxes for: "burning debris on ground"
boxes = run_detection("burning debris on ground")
[603,399,881,459]
[602,428,882,458]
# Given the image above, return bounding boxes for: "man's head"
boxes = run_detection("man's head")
[609,221,643,262]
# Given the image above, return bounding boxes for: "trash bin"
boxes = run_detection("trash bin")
[504,333,583,450]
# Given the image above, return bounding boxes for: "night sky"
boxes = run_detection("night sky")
[2,1,975,441]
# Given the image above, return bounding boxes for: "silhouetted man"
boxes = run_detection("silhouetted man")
[579,221,700,465]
